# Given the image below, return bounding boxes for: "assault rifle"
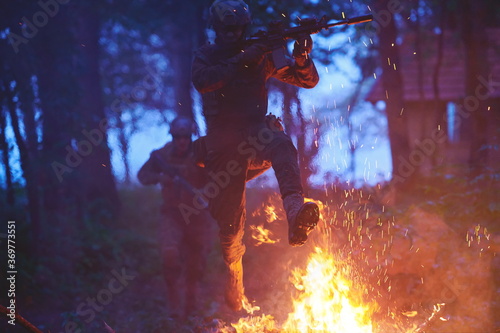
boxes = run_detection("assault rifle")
[246,14,373,69]
[151,151,209,209]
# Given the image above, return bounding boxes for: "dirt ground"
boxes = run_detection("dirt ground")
[3,184,498,333]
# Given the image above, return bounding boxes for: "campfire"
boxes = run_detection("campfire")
[229,222,376,333]
[229,246,376,332]
[214,191,464,333]
[237,197,375,332]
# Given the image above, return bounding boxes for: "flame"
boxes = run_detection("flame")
[250,224,280,246]
[250,197,321,247]
[242,295,261,315]
[252,202,280,222]
[304,197,325,220]
[233,196,377,332]
[231,247,376,333]
[250,201,281,246]
[282,247,375,332]
[226,193,455,332]
[264,204,279,222]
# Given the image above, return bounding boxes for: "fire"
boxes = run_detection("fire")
[250,202,280,246]
[231,247,376,333]
[250,224,280,246]
[251,202,280,222]
[282,247,375,332]
[227,314,277,332]
[304,197,325,212]
[264,204,279,222]
[225,194,457,332]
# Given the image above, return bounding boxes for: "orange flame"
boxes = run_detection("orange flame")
[250,225,280,246]
[282,247,376,332]
[231,247,377,332]
[264,204,279,223]
[228,193,452,332]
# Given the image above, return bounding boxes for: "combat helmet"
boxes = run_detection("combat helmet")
[208,0,251,29]
[169,116,196,137]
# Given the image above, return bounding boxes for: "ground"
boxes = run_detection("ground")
[1,175,499,332]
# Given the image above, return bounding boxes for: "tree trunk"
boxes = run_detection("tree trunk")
[35,5,82,274]
[74,2,121,220]
[168,2,201,120]
[0,103,15,207]
[18,74,43,251]
[295,91,316,194]
[280,82,317,194]
[374,0,411,189]
[36,10,77,217]
[410,6,446,178]
[4,83,41,251]
[116,115,131,185]
[346,78,366,181]
[461,0,490,175]
[431,3,447,171]
[170,33,194,118]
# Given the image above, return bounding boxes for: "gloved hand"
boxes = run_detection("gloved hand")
[231,43,269,66]
[292,35,313,59]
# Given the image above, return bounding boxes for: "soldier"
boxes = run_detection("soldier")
[191,0,320,311]
[137,116,215,320]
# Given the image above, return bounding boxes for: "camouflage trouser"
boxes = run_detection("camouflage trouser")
[204,124,303,265]
[159,208,214,316]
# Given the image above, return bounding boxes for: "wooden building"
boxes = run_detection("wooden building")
[366,28,500,176]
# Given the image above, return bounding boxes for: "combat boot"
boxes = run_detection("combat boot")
[283,193,320,247]
[224,259,245,311]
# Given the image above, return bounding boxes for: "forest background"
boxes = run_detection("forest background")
[0,0,499,332]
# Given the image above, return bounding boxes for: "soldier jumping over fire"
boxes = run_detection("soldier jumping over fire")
[191,0,321,312]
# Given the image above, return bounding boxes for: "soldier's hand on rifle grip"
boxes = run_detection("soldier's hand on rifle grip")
[232,43,270,67]
[292,35,313,66]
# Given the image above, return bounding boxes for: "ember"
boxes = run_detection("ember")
[229,192,378,332]
[216,190,488,333]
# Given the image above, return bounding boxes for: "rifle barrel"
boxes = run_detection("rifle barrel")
[326,14,373,28]
[247,14,373,45]
[348,14,373,24]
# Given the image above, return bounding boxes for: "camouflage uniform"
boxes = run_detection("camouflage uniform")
[192,20,320,310]
[137,141,214,318]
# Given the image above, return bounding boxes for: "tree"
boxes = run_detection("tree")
[0,1,44,249]
[72,1,121,217]
[0,99,15,207]
[458,0,494,174]
[372,0,411,189]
